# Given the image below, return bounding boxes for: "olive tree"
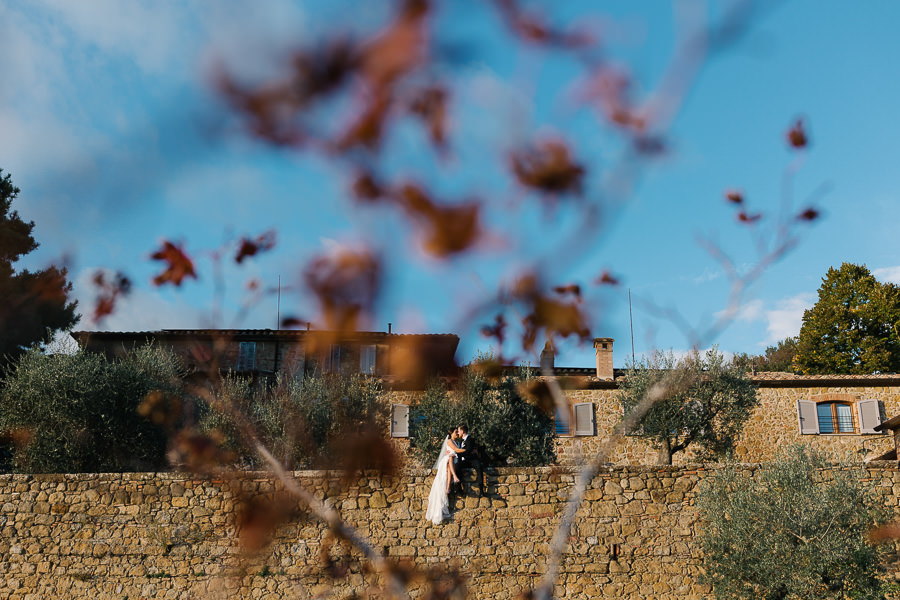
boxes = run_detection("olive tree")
[619,347,758,465]
[699,445,887,600]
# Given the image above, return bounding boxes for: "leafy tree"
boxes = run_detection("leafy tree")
[196,371,388,470]
[795,263,900,375]
[409,366,555,467]
[0,345,183,473]
[734,337,798,373]
[699,445,887,600]
[619,348,758,465]
[0,169,78,363]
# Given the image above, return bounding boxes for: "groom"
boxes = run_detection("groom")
[455,425,485,497]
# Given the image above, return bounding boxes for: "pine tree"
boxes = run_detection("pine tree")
[0,169,78,363]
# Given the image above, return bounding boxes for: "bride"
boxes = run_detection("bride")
[425,427,464,525]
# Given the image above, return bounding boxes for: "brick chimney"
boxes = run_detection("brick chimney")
[593,338,614,380]
[540,340,555,371]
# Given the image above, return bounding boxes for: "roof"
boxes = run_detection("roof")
[73,329,459,342]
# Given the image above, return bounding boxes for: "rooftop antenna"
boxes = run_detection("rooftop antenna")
[276,275,281,330]
[628,288,635,367]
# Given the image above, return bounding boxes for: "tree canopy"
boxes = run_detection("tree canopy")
[734,337,798,373]
[699,445,887,600]
[0,169,78,362]
[795,263,900,374]
[619,348,758,465]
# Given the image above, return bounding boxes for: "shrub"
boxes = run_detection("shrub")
[197,371,388,469]
[0,345,184,473]
[698,445,887,600]
[409,367,555,467]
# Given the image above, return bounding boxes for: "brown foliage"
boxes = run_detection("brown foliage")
[304,248,382,333]
[510,140,585,197]
[150,240,197,286]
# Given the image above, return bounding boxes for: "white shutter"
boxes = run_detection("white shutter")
[797,400,819,435]
[573,402,595,436]
[391,404,409,438]
[360,344,376,374]
[856,399,881,434]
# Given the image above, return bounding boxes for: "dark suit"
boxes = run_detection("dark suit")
[457,435,484,496]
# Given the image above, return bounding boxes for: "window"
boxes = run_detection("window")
[391,404,409,438]
[360,344,376,375]
[326,344,342,373]
[797,398,882,435]
[237,341,256,370]
[817,402,853,433]
[555,402,595,436]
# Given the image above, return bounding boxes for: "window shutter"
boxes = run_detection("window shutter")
[856,399,881,434]
[573,402,595,436]
[797,400,818,434]
[391,404,409,438]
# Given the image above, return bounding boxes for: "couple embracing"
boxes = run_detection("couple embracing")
[424,425,484,525]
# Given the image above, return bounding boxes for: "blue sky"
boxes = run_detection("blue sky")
[3,0,900,369]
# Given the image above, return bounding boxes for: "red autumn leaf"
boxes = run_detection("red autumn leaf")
[352,171,384,202]
[594,270,619,285]
[304,248,381,332]
[90,269,132,323]
[235,230,277,264]
[409,85,449,151]
[725,190,744,204]
[797,207,820,221]
[360,0,429,92]
[480,313,507,344]
[510,139,585,196]
[553,284,582,300]
[737,211,762,224]
[336,93,391,151]
[395,184,482,257]
[787,118,808,149]
[151,241,197,286]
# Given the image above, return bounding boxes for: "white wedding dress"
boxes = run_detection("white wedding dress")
[425,437,454,525]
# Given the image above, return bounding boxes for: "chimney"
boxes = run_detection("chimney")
[593,338,614,380]
[540,340,555,372]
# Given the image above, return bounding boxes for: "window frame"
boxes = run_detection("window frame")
[797,398,882,435]
[237,341,257,371]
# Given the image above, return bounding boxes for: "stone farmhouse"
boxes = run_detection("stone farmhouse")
[74,329,900,465]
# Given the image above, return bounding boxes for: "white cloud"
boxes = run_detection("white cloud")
[763,293,814,344]
[874,266,900,285]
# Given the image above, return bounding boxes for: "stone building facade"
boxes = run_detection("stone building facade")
[75,330,900,466]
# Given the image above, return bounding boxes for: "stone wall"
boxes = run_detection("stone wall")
[3,463,900,600]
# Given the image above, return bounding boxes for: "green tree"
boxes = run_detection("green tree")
[734,337,798,373]
[795,263,900,374]
[699,445,887,600]
[409,366,555,467]
[0,345,183,473]
[0,169,78,363]
[619,348,758,465]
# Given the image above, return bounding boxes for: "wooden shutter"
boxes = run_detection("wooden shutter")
[573,402,595,436]
[797,400,818,434]
[856,399,881,434]
[391,404,409,438]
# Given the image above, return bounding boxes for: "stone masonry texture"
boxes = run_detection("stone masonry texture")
[3,463,900,599]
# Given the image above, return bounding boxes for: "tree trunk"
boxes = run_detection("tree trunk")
[657,438,673,465]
